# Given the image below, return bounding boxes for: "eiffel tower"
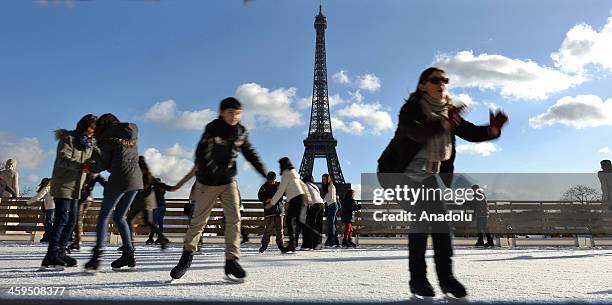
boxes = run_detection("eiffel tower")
[299,2,350,194]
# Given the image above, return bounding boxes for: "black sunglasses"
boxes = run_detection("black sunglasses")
[428,77,449,85]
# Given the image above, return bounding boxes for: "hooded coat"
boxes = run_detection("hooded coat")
[91,123,143,195]
[50,129,93,199]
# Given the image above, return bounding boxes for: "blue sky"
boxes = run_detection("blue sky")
[1,0,611,198]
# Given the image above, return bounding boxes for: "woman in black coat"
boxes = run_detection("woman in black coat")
[378,67,508,299]
[85,113,144,271]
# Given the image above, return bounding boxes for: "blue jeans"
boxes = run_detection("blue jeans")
[42,208,54,241]
[326,203,339,245]
[95,190,139,249]
[49,198,78,250]
[148,206,166,239]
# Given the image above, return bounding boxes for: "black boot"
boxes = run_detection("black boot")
[409,279,435,298]
[159,236,169,250]
[145,237,155,245]
[85,247,103,271]
[439,276,467,298]
[41,247,66,270]
[259,242,268,253]
[170,250,194,279]
[58,246,78,267]
[474,234,485,247]
[277,242,289,253]
[111,247,136,270]
[286,241,296,253]
[484,235,494,248]
[225,259,246,280]
[341,238,349,248]
[348,238,357,248]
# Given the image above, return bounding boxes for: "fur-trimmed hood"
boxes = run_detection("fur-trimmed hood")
[54,129,73,141]
[97,123,138,147]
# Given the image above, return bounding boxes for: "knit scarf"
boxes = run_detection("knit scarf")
[75,135,93,150]
[419,94,452,172]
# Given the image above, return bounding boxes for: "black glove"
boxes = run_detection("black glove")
[183,202,193,216]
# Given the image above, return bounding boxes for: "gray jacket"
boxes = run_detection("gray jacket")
[91,123,143,195]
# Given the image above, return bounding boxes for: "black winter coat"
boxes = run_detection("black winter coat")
[195,118,267,186]
[340,198,361,222]
[91,123,143,195]
[258,182,285,216]
[378,97,500,187]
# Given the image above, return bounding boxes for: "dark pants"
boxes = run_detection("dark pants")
[95,190,138,249]
[42,208,54,241]
[127,206,166,241]
[476,217,493,243]
[148,205,167,239]
[302,203,324,248]
[408,176,454,284]
[48,198,78,251]
[285,195,304,246]
[325,203,339,245]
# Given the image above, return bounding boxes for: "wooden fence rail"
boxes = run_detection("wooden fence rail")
[1,198,611,240]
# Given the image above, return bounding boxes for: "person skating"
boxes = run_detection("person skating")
[169,97,267,281]
[146,177,172,245]
[377,67,508,299]
[268,157,311,253]
[322,173,339,247]
[69,172,106,251]
[466,185,494,248]
[125,156,171,250]
[340,189,361,248]
[302,175,324,250]
[26,178,54,243]
[257,171,285,253]
[84,114,143,272]
[41,114,96,270]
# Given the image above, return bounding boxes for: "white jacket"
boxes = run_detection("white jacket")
[270,169,311,205]
[323,182,337,205]
[305,182,324,206]
[26,185,54,210]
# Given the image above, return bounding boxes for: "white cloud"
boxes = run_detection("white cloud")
[25,174,41,184]
[352,183,362,200]
[598,146,612,154]
[551,17,612,73]
[456,142,500,156]
[240,162,253,171]
[0,134,45,170]
[297,93,346,110]
[140,100,216,130]
[433,50,585,100]
[356,74,382,93]
[452,93,476,108]
[336,102,393,134]
[142,146,195,198]
[529,94,612,128]
[348,90,364,103]
[165,143,194,160]
[235,83,303,128]
[331,117,365,135]
[332,69,350,84]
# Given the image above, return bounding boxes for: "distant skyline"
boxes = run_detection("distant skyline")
[1,1,611,198]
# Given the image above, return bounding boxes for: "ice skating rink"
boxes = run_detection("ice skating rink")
[0,242,610,303]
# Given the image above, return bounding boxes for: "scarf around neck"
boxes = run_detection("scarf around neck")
[419,94,452,170]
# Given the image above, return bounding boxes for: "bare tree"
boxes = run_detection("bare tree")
[19,185,35,197]
[560,185,601,204]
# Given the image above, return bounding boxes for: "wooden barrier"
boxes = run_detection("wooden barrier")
[1,198,611,245]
